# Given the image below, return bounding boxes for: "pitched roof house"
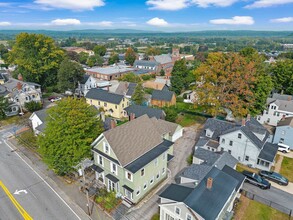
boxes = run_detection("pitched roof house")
[85,88,129,118]
[29,109,47,135]
[196,117,278,171]
[124,104,166,120]
[159,166,245,220]
[273,117,293,149]
[151,89,176,107]
[91,115,177,204]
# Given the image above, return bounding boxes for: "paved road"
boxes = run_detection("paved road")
[0,128,85,220]
[243,182,293,213]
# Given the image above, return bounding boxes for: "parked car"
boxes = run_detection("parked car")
[48,96,62,102]
[278,143,290,153]
[259,170,288,186]
[242,171,271,189]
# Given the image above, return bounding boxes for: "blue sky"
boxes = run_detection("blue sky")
[0,0,293,31]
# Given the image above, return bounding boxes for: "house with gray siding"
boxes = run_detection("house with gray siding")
[159,166,245,220]
[196,117,278,171]
[91,115,177,204]
[273,117,293,149]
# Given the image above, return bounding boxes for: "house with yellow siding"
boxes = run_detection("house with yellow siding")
[85,88,129,119]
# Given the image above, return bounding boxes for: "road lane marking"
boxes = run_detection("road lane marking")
[14,189,28,195]
[3,139,82,220]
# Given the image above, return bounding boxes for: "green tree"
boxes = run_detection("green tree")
[164,108,177,122]
[38,98,103,175]
[8,33,64,88]
[87,55,103,67]
[57,59,85,92]
[271,60,293,95]
[131,83,145,105]
[66,51,79,62]
[108,53,119,65]
[78,52,89,65]
[125,47,136,66]
[93,45,107,56]
[119,72,141,83]
[0,96,9,119]
[160,69,165,76]
[24,101,42,112]
[170,59,190,95]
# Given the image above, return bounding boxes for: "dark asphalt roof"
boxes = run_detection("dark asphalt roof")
[91,164,104,173]
[222,165,245,191]
[34,109,47,123]
[194,147,221,165]
[106,173,119,183]
[122,185,134,193]
[35,123,46,133]
[151,89,175,102]
[133,69,153,75]
[184,167,238,220]
[85,88,124,104]
[134,60,159,68]
[258,142,278,162]
[180,164,212,182]
[81,75,90,84]
[159,183,193,202]
[126,83,137,96]
[124,105,165,119]
[125,139,173,173]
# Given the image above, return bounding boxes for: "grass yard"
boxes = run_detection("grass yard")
[17,129,38,150]
[280,157,293,182]
[236,163,259,173]
[175,113,206,127]
[234,196,289,220]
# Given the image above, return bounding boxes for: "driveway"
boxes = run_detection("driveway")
[243,182,293,215]
[278,151,293,159]
[122,124,200,220]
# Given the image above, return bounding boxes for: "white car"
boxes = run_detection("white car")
[278,143,291,153]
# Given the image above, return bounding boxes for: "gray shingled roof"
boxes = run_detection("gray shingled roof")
[159,183,193,202]
[126,83,137,96]
[180,164,212,182]
[258,142,278,162]
[154,54,172,64]
[85,88,124,104]
[34,109,47,123]
[272,93,293,101]
[222,165,245,191]
[184,167,238,220]
[124,105,165,119]
[151,89,175,102]
[134,60,159,68]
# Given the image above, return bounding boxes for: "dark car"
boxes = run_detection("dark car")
[259,170,288,186]
[242,171,271,189]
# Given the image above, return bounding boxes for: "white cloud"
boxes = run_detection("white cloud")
[96,21,113,27]
[34,0,105,10]
[210,16,254,25]
[146,0,238,10]
[146,17,169,26]
[51,19,81,26]
[245,0,293,8]
[0,21,11,26]
[270,17,293,23]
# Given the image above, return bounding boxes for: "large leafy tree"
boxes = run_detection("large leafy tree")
[38,98,103,175]
[193,52,258,117]
[108,53,119,65]
[8,33,64,87]
[57,59,85,92]
[87,55,103,67]
[271,59,293,95]
[125,47,136,66]
[93,45,107,56]
[131,83,145,105]
[0,96,9,119]
[119,72,141,83]
[78,52,89,65]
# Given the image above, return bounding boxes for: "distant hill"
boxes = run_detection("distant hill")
[0,29,292,40]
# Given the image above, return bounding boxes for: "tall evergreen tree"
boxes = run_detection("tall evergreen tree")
[131,83,145,105]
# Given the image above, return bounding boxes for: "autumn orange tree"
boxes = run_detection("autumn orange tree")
[193,52,258,118]
[125,47,137,66]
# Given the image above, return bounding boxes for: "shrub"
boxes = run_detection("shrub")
[151,213,160,220]
[165,108,177,122]
[24,101,42,112]
[141,75,151,81]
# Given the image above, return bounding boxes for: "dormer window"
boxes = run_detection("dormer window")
[205,129,213,138]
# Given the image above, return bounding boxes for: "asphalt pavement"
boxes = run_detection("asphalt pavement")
[0,127,88,220]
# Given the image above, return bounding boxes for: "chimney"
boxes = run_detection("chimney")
[247,114,251,122]
[110,119,116,129]
[242,118,246,126]
[130,113,135,121]
[207,177,213,190]
[18,74,23,81]
[17,82,22,91]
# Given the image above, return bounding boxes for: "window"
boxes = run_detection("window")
[280,138,284,143]
[175,207,181,215]
[238,133,242,139]
[165,214,175,220]
[212,148,215,152]
[245,156,249,161]
[141,169,145,176]
[150,177,154,185]
[228,150,232,154]
[186,214,192,220]
[229,141,233,146]
[136,187,141,196]
[143,182,147,190]
[122,104,124,108]
[126,172,132,181]
[104,102,107,107]
[221,138,225,144]
[154,158,158,166]
[162,167,165,174]
[115,105,117,109]
[104,142,109,154]
[281,130,286,135]
[111,163,117,175]
[98,101,100,105]
[156,172,160,179]
[98,155,103,166]
[221,147,224,151]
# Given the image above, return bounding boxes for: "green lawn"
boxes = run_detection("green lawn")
[175,113,206,127]
[280,157,293,182]
[17,129,38,150]
[238,199,289,220]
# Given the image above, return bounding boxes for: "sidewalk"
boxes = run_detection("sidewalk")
[7,137,112,220]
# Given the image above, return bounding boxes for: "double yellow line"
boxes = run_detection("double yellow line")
[0,180,33,220]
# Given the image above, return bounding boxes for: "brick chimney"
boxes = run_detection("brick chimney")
[17,82,22,91]
[130,113,135,121]
[110,119,116,129]
[207,177,213,190]
[242,118,246,126]
[247,114,251,122]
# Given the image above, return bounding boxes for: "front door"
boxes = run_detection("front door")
[125,189,132,200]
